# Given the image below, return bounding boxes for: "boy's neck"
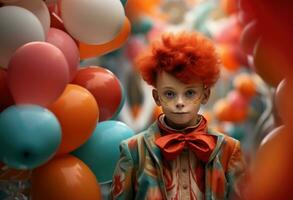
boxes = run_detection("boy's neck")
[162,114,202,132]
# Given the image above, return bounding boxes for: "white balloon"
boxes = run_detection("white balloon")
[0,6,45,68]
[4,0,50,36]
[61,0,125,44]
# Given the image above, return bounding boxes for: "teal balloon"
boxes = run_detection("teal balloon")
[120,0,127,7]
[228,125,245,141]
[73,120,134,183]
[132,18,153,34]
[0,105,61,170]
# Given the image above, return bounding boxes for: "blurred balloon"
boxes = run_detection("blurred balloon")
[0,6,45,68]
[161,0,188,24]
[4,0,50,36]
[214,99,232,122]
[233,73,257,99]
[79,17,131,59]
[31,155,101,200]
[214,98,248,123]
[125,36,146,61]
[260,125,283,146]
[240,20,260,55]
[132,17,153,34]
[0,105,61,169]
[0,69,14,112]
[72,66,122,121]
[125,0,163,21]
[227,90,249,109]
[253,38,285,87]
[217,44,240,72]
[121,0,127,7]
[46,28,79,81]
[49,84,99,155]
[275,79,293,128]
[214,16,242,45]
[61,0,125,44]
[220,0,238,15]
[73,120,134,183]
[152,106,163,122]
[227,124,245,141]
[8,42,69,106]
[245,125,293,200]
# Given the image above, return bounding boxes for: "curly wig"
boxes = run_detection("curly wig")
[135,31,220,88]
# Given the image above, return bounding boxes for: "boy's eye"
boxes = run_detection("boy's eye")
[185,90,196,98]
[164,91,175,99]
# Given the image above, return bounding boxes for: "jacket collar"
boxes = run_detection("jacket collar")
[143,121,225,165]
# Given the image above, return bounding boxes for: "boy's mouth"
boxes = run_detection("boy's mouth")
[172,112,189,114]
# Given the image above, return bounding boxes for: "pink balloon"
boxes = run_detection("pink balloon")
[46,28,79,81]
[227,90,249,109]
[8,42,69,106]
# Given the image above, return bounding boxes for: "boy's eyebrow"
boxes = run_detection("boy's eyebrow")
[162,86,174,90]
[185,85,203,89]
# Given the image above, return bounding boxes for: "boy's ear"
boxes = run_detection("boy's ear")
[152,89,161,106]
[201,88,211,105]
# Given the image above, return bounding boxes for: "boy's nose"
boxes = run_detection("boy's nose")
[176,102,185,109]
[176,96,185,109]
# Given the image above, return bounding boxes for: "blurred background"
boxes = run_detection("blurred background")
[0,0,292,199]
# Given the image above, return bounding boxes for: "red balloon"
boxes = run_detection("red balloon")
[72,66,122,121]
[8,42,69,106]
[253,38,285,87]
[46,28,79,81]
[240,20,260,55]
[0,69,14,112]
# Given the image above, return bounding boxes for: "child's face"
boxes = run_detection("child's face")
[153,71,210,129]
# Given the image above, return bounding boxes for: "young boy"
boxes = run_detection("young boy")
[111,32,246,200]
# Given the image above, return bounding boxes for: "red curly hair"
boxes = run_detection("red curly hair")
[135,31,220,88]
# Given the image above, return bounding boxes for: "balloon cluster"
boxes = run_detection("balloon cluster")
[213,72,257,123]
[233,0,293,199]
[0,0,134,199]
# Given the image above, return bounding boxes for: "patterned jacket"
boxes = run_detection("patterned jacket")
[111,121,246,200]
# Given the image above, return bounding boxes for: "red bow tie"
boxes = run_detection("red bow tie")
[155,116,216,162]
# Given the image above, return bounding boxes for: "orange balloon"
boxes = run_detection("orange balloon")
[31,155,101,200]
[217,44,240,72]
[233,73,257,99]
[152,105,163,121]
[49,84,99,155]
[245,126,293,200]
[220,0,238,15]
[214,99,232,121]
[125,0,163,20]
[214,98,248,122]
[79,17,131,59]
